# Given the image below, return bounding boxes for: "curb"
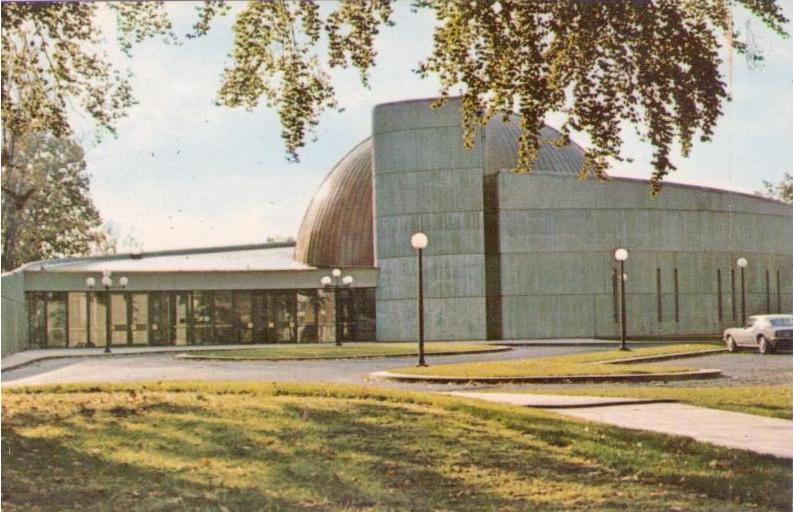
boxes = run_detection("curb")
[516,399,680,409]
[370,368,723,384]
[1,350,184,373]
[588,348,727,366]
[176,346,512,362]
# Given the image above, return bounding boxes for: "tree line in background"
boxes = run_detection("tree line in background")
[1,1,790,271]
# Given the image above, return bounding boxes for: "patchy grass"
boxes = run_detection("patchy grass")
[391,344,719,378]
[180,342,503,360]
[509,385,793,420]
[2,382,789,511]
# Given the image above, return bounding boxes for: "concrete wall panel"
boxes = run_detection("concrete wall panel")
[497,172,793,338]
[1,270,28,356]
[373,98,488,341]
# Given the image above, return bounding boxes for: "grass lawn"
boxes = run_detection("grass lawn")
[509,385,793,420]
[2,382,789,511]
[181,342,502,360]
[391,344,719,378]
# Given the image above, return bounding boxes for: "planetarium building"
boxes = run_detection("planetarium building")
[2,97,792,355]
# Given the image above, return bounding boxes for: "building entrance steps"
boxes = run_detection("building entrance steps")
[448,392,793,459]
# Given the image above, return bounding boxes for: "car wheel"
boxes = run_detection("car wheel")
[726,336,737,353]
[758,336,771,355]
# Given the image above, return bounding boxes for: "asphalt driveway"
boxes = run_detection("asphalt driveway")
[0,345,599,390]
[2,346,790,391]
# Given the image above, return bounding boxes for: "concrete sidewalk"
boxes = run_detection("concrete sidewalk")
[452,392,793,459]
[447,392,674,408]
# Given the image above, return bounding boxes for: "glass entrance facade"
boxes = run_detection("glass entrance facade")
[25,288,376,349]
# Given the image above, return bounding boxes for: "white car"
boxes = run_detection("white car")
[723,314,793,354]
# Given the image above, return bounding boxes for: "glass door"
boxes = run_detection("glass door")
[130,293,149,345]
[46,293,67,348]
[68,293,88,346]
[296,290,318,343]
[270,292,296,342]
[28,294,47,349]
[89,292,107,347]
[214,291,235,343]
[173,292,189,345]
[235,291,254,343]
[110,293,129,346]
[191,292,213,344]
[252,292,269,343]
[149,293,172,345]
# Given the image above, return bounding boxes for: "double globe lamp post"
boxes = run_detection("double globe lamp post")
[614,248,629,351]
[86,271,128,354]
[411,232,429,366]
[321,268,353,346]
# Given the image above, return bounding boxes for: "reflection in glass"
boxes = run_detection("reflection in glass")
[90,292,107,346]
[252,292,268,343]
[149,293,171,345]
[174,293,189,345]
[214,291,234,343]
[46,293,67,348]
[68,292,88,346]
[297,290,318,343]
[191,292,213,344]
[130,293,149,345]
[317,289,336,343]
[270,292,295,342]
[28,294,47,349]
[235,291,253,343]
[110,293,129,345]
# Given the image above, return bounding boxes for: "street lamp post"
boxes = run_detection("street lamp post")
[411,232,429,366]
[737,257,748,323]
[87,271,128,354]
[321,268,353,346]
[614,248,629,351]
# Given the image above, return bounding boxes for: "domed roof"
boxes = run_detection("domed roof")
[294,117,584,268]
[294,138,374,268]
[485,118,585,175]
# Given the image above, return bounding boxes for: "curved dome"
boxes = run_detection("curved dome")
[294,138,374,268]
[485,118,585,175]
[294,117,585,268]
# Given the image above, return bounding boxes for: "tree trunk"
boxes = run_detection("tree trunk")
[2,129,20,271]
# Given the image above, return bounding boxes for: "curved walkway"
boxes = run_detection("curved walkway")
[450,392,793,459]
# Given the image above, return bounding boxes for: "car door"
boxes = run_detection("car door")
[737,317,755,346]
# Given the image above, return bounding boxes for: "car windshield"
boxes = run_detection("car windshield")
[770,317,793,327]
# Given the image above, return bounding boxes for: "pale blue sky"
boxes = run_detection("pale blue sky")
[81,1,793,251]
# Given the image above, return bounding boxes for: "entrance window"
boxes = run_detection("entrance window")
[46,293,67,348]
[149,292,172,345]
[90,293,107,346]
[270,292,296,342]
[130,293,149,345]
[297,290,319,343]
[235,291,254,343]
[110,293,129,345]
[174,292,189,345]
[68,292,88,346]
[191,292,213,344]
[317,289,336,343]
[28,294,47,349]
[214,291,235,343]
